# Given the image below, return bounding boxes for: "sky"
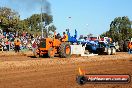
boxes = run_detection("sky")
[0,0,132,37]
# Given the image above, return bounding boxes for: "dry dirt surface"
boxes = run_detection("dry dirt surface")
[0,51,132,88]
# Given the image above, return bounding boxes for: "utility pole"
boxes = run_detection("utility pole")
[41,0,50,38]
[41,0,44,38]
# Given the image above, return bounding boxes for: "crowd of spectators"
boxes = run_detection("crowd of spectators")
[0,29,68,52]
[0,30,41,52]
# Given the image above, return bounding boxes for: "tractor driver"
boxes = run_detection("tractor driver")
[55,33,61,39]
[62,32,68,42]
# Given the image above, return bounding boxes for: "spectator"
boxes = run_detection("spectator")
[5,39,10,51]
[0,41,3,51]
[32,39,38,56]
[128,42,132,54]
[14,40,21,53]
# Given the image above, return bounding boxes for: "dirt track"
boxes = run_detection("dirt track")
[0,52,132,88]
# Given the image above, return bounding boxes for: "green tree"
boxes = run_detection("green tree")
[23,13,55,36]
[48,25,56,33]
[109,16,132,41]
[101,16,132,51]
[0,7,20,32]
[0,7,56,37]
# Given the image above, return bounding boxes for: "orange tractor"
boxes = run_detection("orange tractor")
[34,33,71,58]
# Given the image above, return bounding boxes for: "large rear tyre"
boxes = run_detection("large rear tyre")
[59,42,71,58]
[48,47,55,58]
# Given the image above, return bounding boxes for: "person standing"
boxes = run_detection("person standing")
[5,39,10,51]
[14,40,21,53]
[128,42,132,54]
[32,39,38,56]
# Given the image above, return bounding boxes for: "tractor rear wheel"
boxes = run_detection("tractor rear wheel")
[59,42,71,58]
[48,47,55,58]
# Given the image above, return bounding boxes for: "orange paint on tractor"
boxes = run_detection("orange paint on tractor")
[34,32,71,58]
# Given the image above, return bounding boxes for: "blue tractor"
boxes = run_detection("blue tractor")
[78,37,116,55]
[66,29,116,55]
[96,41,116,55]
[78,39,98,54]
[66,29,78,44]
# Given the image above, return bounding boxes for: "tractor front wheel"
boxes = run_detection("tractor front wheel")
[48,48,55,58]
[111,47,116,55]
[34,49,40,58]
[107,48,111,55]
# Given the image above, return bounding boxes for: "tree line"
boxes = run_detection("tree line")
[101,16,132,51]
[0,7,56,37]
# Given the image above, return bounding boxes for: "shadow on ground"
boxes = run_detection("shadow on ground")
[129,60,132,62]
[28,55,49,58]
